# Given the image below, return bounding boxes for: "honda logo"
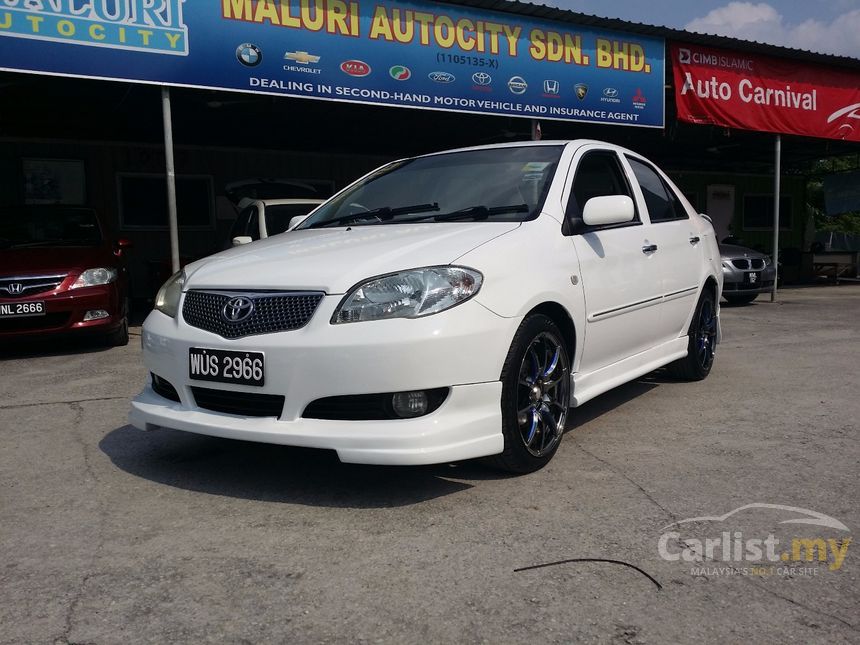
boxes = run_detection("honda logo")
[221,296,255,323]
[7,283,24,295]
[543,80,559,95]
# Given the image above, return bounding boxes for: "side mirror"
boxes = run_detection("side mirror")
[232,235,253,246]
[582,195,635,227]
[288,214,310,231]
[699,213,713,223]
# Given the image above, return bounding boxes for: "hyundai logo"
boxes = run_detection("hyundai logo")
[8,283,24,295]
[472,72,492,86]
[221,296,255,323]
[603,87,618,98]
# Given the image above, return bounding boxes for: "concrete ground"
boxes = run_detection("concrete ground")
[1,286,857,644]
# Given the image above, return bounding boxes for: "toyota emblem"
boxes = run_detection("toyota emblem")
[221,296,254,323]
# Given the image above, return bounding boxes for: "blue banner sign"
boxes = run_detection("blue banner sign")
[0,0,665,127]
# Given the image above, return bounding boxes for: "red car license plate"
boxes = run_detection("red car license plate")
[0,301,46,318]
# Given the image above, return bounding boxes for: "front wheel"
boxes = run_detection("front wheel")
[486,314,571,474]
[666,290,717,381]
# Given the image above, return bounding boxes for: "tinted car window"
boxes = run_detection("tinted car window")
[627,157,688,222]
[0,207,102,248]
[230,205,256,241]
[567,151,635,222]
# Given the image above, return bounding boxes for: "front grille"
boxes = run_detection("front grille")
[191,386,285,418]
[182,290,323,339]
[0,312,70,332]
[151,373,180,402]
[730,258,765,270]
[0,274,66,298]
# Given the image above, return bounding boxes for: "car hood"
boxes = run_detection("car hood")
[719,244,767,260]
[184,222,521,293]
[0,245,111,276]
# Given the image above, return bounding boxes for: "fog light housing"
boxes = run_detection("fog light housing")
[83,309,109,321]
[391,391,429,418]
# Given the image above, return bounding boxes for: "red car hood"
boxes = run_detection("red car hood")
[0,245,113,276]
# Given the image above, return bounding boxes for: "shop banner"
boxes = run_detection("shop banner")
[671,42,860,142]
[0,0,664,127]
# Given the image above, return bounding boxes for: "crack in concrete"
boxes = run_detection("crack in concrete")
[574,440,679,526]
[739,575,857,632]
[0,396,129,411]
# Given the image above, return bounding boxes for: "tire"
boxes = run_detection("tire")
[666,290,717,381]
[724,293,758,305]
[485,314,571,474]
[104,299,130,347]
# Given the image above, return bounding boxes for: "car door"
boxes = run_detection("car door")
[565,147,663,373]
[624,155,702,341]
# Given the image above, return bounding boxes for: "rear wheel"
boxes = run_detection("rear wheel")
[666,290,717,381]
[486,314,571,474]
[724,293,758,305]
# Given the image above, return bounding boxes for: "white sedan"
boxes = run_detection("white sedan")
[130,140,722,473]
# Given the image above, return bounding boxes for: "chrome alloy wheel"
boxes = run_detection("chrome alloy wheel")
[695,298,717,371]
[516,332,570,457]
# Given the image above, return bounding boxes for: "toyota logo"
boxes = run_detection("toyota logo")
[221,296,254,323]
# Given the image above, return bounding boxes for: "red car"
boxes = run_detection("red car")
[0,206,130,346]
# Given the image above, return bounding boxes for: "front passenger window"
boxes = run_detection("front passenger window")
[567,152,635,224]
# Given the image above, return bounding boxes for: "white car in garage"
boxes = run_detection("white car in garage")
[130,140,722,473]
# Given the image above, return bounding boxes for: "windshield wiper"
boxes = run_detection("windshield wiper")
[307,203,439,228]
[396,203,531,224]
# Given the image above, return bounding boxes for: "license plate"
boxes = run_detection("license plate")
[189,347,265,386]
[0,301,46,318]
[745,271,762,285]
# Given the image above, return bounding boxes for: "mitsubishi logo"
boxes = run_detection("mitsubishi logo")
[8,283,24,295]
[221,296,254,323]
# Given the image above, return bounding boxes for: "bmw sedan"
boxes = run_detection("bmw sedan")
[720,243,775,304]
[130,141,722,473]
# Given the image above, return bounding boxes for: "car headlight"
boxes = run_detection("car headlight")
[332,266,483,324]
[721,261,731,271]
[71,267,118,289]
[155,270,185,318]
[764,256,773,267]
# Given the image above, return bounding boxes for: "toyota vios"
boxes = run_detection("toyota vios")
[130,141,722,473]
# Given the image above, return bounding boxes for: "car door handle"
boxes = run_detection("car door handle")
[642,244,658,254]
[689,236,701,244]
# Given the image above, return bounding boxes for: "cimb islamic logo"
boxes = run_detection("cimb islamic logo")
[657,504,851,576]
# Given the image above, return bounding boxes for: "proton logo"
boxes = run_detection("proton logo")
[340,60,371,77]
[284,51,320,65]
[574,83,588,100]
[8,283,24,295]
[472,72,492,86]
[507,76,528,95]
[826,102,860,139]
[542,80,560,96]
[221,296,255,323]
[389,65,412,81]
[429,71,455,83]
[679,48,691,64]
[236,43,262,67]
[603,87,618,98]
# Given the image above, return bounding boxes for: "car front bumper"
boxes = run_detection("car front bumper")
[129,296,518,465]
[0,284,125,340]
[721,265,777,295]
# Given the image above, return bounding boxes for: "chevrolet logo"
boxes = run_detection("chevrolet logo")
[284,51,320,65]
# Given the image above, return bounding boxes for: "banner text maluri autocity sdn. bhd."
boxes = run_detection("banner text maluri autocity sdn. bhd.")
[0,0,665,127]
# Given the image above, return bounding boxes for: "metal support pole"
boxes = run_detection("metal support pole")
[161,86,180,274]
[771,135,781,302]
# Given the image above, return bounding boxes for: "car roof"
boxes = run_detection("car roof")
[410,139,644,161]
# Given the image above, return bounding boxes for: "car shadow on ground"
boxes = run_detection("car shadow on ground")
[0,336,115,360]
[101,374,665,508]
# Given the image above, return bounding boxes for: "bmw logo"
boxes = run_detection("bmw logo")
[236,43,262,67]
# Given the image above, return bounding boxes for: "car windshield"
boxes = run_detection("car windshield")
[0,207,103,248]
[265,204,320,236]
[300,146,563,229]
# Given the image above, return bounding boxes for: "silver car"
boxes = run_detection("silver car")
[720,243,776,304]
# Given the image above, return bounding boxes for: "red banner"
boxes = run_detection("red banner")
[670,42,860,142]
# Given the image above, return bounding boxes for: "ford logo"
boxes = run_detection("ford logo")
[603,87,619,98]
[429,71,455,83]
[221,296,255,323]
